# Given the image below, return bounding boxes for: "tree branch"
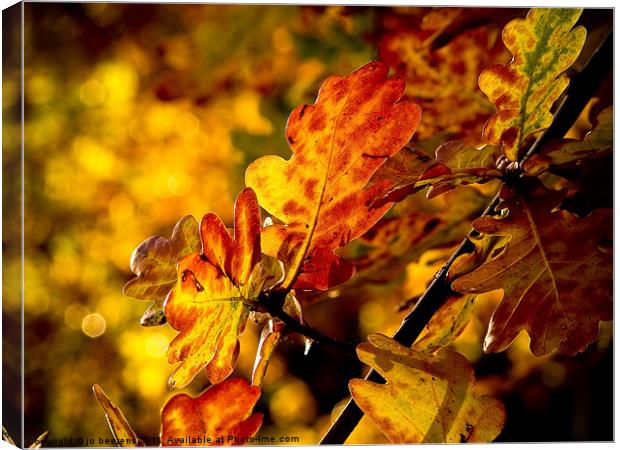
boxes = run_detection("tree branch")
[259,292,358,357]
[319,26,612,446]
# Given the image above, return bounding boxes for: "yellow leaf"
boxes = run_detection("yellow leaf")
[479,8,586,160]
[350,334,505,443]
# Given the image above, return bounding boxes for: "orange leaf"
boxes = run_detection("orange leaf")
[160,378,263,447]
[165,188,263,388]
[246,61,421,290]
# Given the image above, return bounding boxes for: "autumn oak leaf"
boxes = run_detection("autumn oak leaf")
[350,334,505,443]
[246,61,421,291]
[452,186,612,356]
[123,215,201,326]
[165,188,264,389]
[479,8,586,160]
[347,186,489,285]
[160,378,263,447]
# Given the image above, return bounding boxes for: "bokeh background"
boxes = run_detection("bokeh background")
[2,4,612,446]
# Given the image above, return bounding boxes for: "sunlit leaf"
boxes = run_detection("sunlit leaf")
[524,106,613,176]
[350,334,505,443]
[246,61,421,290]
[123,215,201,326]
[251,321,282,387]
[92,384,140,447]
[452,184,612,355]
[251,290,305,386]
[165,188,264,388]
[160,378,262,447]
[479,8,586,160]
[413,295,477,354]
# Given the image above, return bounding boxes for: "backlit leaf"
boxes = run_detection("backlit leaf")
[452,184,612,355]
[165,188,263,388]
[350,334,505,443]
[92,384,140,447]
[160,378,262,447]
[479,8,586,160]
[246,61,421,290]
[368,143,435,208]
[413,295,476,354]
[524,106,613,176]
[417,141,502,198]
[251,321,282,387]
[123,215,201,326]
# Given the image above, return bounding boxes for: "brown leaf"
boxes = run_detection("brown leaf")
[368,143,435,208]
[452,185,612,355]
[123,215,201,326]
[417,141,502,198]
[524,106,613,176]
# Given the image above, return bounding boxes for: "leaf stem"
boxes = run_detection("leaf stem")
[259,292,358,357]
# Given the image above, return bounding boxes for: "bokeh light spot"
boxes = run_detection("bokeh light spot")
[81,313,107,338]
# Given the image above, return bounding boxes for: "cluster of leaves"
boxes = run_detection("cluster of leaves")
[93,7,611,446]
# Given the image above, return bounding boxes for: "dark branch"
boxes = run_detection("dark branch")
[319,26,612,446]
[259,291,358,357]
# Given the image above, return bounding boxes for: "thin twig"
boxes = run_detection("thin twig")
[259,292,358,356]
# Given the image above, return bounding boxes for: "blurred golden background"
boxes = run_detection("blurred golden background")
[2,4,612,446]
